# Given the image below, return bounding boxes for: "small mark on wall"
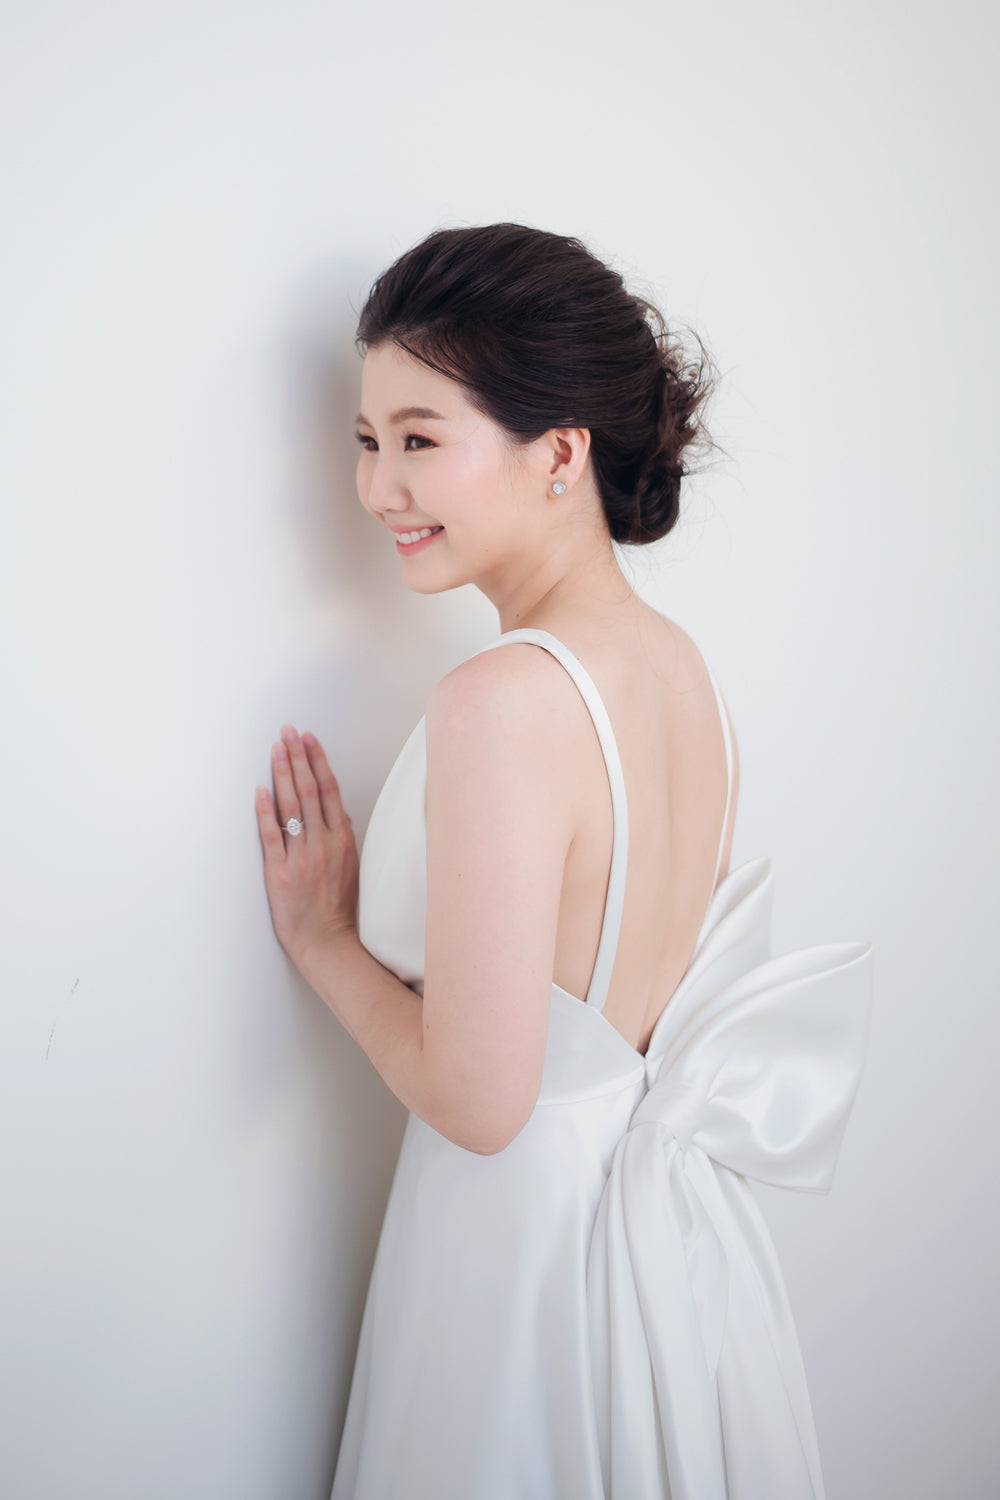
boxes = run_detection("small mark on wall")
[46,978,79,1062]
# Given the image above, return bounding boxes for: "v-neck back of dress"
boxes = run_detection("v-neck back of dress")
[468,627,734,1049]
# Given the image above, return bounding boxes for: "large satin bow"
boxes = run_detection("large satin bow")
[586,856,873,1500]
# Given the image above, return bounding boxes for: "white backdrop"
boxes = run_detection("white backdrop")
[2,2,997,1496]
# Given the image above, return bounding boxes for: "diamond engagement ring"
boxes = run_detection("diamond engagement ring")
[281,817,304,836]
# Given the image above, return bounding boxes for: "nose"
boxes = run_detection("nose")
[358,445,410,520]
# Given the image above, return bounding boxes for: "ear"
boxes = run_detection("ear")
[546,426,592,494]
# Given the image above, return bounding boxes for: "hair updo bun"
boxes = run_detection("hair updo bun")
[355,222,717,547]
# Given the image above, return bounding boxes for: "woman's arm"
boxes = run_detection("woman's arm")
[297,646,575,1155]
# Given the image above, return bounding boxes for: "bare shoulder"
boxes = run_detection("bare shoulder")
[642,609,712,682]
[424,643,583,840]
[426,641,580,746]
[644,605,741,782]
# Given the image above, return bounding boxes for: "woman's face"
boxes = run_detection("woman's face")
[355,341,550,596]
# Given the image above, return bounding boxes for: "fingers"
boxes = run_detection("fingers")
[302,731,349,830]
[280,726,329,846]
[270,734,305,842]
[255,784,285,857]
[257,726,351,854]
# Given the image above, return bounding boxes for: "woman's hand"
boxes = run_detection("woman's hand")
[255,724,360,970]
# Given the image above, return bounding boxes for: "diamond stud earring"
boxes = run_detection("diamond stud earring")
[552,481,566,495]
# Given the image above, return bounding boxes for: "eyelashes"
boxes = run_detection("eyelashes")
[354,432,435,452]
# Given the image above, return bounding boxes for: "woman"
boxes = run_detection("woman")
[255,223,873,1499]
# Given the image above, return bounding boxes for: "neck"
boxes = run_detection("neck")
[485,521,636,638]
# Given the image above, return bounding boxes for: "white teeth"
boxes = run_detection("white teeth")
[398,527,442,544]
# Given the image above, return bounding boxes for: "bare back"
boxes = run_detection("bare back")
[528,605,739,1055]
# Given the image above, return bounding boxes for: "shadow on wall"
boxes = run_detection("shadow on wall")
[233,255,482,1473]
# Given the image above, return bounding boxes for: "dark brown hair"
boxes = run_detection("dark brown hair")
[355,222,717,546]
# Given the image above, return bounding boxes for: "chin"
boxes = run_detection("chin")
[405,574,466,597]
[402,554,476,597]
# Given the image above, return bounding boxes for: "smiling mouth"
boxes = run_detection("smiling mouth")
[395,526,444,549]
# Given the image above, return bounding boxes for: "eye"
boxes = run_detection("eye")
[353,431,435,452]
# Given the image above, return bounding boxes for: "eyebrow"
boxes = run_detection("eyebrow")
[354,405,447,427]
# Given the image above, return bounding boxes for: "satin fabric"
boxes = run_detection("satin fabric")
[330,629,873,1500]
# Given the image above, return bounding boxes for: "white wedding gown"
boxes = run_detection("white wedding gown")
[330,627,873,1500]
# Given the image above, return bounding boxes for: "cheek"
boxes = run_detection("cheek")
[425,453,477,523]
[443,443,512,516]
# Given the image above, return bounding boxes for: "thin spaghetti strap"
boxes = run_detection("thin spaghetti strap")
[466,628,628,1014]
[702,657,733,893]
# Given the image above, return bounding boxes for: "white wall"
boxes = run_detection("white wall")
[2,2,997,1496]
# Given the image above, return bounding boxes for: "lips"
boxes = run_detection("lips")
[395,526,444,553]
